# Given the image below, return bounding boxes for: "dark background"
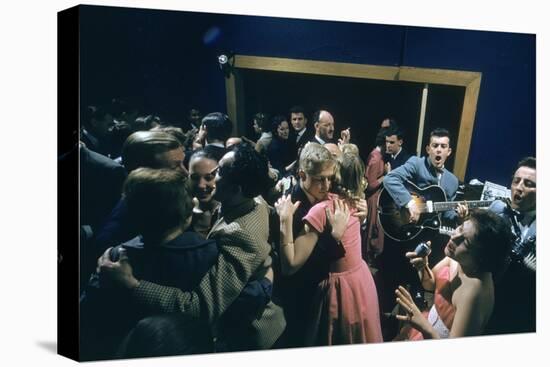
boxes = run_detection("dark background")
[79,5,535,186]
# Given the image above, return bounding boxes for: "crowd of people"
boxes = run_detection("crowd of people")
[75,101,536,360]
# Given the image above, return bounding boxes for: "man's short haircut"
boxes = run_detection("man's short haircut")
[468,209,513,274]
[517,156,536,171]
[289,105,306,116]
[201,112,233,142]
[254,112,271,132]
[222,142,271,198]
[151,126,187,146]
[311,110,324,124]
[385,126,404,140]
[299,142,335,175]
[429,127,451,144]
[123,168,193,240]
[122,131,182,172]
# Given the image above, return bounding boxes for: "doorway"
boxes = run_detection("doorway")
[225,55,481,180]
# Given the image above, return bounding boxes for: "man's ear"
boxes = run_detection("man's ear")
[298,170,306,182]
[398,139,403,147]
[425,144,430,155]
[314,121,319,131]
[447,147,452,158]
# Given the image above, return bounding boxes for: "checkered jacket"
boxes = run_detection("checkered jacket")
[132,198,286,350]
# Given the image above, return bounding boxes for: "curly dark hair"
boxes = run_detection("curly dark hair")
[220,142,271,199]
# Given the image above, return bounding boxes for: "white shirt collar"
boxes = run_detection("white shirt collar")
[315,135,326,145]
[296,128,306,142]
[392,147,403,159]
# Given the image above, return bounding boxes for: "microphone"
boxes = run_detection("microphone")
[414,242,431,257]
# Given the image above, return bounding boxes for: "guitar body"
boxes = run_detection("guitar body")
[378,182,447,242]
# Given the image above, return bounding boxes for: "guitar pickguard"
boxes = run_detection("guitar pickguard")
[378,181,447,242]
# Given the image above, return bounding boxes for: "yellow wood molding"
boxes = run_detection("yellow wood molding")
[225,72,238,136]
[229,55,482,180]
[454,75,482,180]
[234,55,400,80]
[397,66,481,86]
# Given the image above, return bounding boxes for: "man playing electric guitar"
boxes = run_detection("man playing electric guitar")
[383,128,465,227]
[376,128,467,339]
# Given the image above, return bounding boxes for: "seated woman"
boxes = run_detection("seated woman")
[394,209,513,339]
[275,153,383,345]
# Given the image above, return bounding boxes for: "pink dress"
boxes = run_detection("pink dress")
[303,195,383,345]
[408,265,456,340]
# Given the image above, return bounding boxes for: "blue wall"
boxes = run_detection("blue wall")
[79,6,535,186]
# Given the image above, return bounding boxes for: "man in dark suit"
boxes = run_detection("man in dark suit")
[384,126,411,171]
[309,109,335,145]
[289,105,314,155]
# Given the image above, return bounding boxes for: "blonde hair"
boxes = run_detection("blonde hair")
[298,142,335,175]
[334,153,366,200]
[340,143,359,157]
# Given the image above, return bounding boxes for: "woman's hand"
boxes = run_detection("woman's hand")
[352,198,368,222]
[326,199,350,241]
[275,194,300,223]
[405,241,431,271]
[395,286,434,337]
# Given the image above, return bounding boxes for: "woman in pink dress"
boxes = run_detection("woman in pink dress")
[275,153,383,346]
[394,209,513,339]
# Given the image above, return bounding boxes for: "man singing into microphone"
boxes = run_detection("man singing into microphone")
[485,156,536,335]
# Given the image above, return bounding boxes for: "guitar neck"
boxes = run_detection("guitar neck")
[432,200,493,212]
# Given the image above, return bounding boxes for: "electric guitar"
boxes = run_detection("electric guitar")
[377,181,494,241]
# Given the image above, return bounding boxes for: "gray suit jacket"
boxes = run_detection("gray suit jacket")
[131,198,286,350]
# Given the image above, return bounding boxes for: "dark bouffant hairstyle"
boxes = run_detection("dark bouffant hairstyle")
[270,115,288,136]
[468,209,514,275]
[123,168,192,241]
[221,142,271,199]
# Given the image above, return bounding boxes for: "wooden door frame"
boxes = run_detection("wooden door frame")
[225,55,482,180]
